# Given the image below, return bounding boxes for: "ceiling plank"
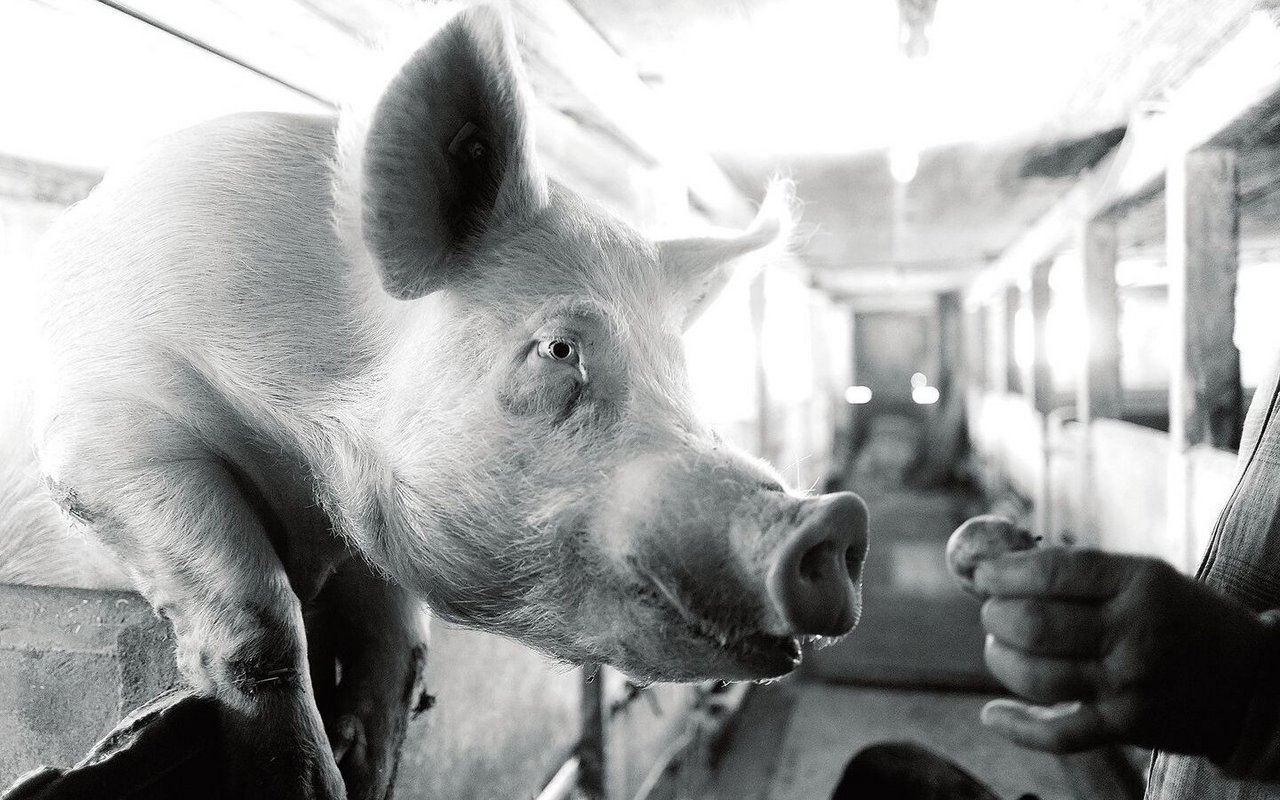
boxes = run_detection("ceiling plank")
[969,4,1280,303]
[91,0,752,225]
[507,0,753,224]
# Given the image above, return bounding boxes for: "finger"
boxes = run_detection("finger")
[973,548,1141,601]
[980,698,1113,753]
[984,635,1103,703]
[981,598,1106,658]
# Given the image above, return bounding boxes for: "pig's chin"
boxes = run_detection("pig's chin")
[691,630,805,681]
[607,596,814,683]
[612,627,805,684]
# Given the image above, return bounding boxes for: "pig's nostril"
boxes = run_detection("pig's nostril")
[766,492,868,638]
[798,541,847,583]
[844,544,861,575]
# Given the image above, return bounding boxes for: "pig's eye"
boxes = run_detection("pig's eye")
[537,338,577,363]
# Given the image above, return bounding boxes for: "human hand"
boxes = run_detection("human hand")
[973,547,1270,759]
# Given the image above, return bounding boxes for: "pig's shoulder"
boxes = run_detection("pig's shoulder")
[174,112,336,152]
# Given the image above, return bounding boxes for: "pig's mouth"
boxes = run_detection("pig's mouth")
[634,565,804,678]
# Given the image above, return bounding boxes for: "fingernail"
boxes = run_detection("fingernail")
[980,706,1009,728]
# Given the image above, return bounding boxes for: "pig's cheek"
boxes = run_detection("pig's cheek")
[497,374,581,418]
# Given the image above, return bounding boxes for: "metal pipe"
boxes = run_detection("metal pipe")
[534,757,581,800]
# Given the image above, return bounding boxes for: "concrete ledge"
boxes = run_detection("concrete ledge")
[0,584,177,783]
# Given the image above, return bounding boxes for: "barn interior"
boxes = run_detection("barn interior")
[1,1,1278,798]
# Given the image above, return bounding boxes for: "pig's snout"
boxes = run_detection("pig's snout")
[766,492,868,636]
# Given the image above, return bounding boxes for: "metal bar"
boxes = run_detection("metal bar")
[90,0,336,108]
[577,665,606,798]
[535,756,581,800]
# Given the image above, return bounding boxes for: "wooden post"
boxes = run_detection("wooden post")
[1028,262,1054,414]
[1069,218,1120,548]
[1166,147,1243,453]
[1028,262,1054,539]
[965,302,987,393]
[913,292,967,485]
[1004,284,1022,395]
[1166,146,1242,571]
[1078,219,1122,424]
[938,292,963,394]
[577,666,606,799]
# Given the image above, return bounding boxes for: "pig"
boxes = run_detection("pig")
[4,5,869,798]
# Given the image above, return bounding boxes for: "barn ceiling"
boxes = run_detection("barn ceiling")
[0,0,1264,299]
[571,0,1260,296]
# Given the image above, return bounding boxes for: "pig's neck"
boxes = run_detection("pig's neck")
[303,294,454,587]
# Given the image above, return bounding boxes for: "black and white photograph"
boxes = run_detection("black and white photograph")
[1,1,1279,798]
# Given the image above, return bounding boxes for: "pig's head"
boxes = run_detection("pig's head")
[333,5,868,683]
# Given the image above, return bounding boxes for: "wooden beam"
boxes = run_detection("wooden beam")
[507,0,753,225]
[101,0,753,225]
[1098,8,1280,211]
[1078,219,1123,422]
[1004,284,1023,395]
[817,263,984,298]
[845,293,942,315]
[1167,148,1244,452]
[968,4,1280,303]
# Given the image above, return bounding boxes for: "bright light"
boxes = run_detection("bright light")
[888,144,919,183]
[0,1,330,169]
[685,270,757,424]
[912,386,940,404]
[760,268,815,405]
[1011,300,1087,387]
[1046,305,1086,385]
[845,385,873,404]
[910,372,928,389]
[1013,306,1033,373]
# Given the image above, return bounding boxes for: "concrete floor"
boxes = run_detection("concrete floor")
[702,484,1122,800]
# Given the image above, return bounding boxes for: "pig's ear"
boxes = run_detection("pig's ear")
[358,5,548,300]
[659,181,795,330]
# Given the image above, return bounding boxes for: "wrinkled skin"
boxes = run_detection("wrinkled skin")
[18,7,868,799]
[974,549,1270,765]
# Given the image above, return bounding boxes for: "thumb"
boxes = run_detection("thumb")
[980,698,1112,753]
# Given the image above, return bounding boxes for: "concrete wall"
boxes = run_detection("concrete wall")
[0,585,587,799]
[0,586,179,782]
[1088,420,1170,559]
[969,404,1240,575]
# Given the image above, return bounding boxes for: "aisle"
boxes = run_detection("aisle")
[802,488,993,688]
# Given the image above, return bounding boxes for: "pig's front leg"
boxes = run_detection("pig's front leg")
[308,562,429,800]
[41,410,345,799]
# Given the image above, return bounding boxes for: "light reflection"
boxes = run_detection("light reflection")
[844,385,873,404]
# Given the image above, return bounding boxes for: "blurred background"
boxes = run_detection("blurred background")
[1,1,1278,798]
